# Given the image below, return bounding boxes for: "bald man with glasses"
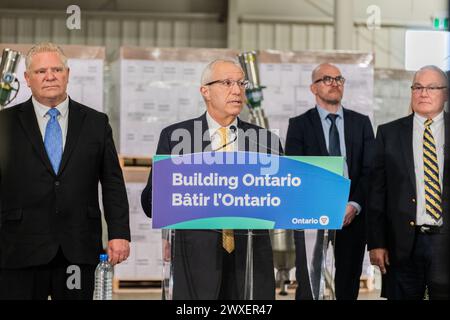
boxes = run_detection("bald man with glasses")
[285,63,375,300]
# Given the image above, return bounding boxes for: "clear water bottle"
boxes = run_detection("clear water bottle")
[93,254,113,300]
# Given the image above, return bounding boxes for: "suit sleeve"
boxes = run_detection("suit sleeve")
[100,115,131,241]
[367,125,388,250]
[269,130,284,155]
[348,115,375,213]
[284,118,305,156]
[141,127,171,217]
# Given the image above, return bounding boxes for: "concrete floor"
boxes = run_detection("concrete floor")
[112,286,384,300]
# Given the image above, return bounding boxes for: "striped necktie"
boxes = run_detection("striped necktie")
[218,127,235,253]
[423,119,442,222]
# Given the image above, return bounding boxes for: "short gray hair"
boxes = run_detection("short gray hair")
[25,42,68,71]
[201,58,243,85]
[413,65,448,86]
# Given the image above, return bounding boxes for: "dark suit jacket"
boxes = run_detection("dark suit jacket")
[285,107,375,210]
[285,107,374,299]
[141,112,282,300]
[367,113,450,265]
[0,98,130,269]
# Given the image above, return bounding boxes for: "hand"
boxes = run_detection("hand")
[107,239,130,266]
[342,204,358,227]
[163,239,171,262]
[369,248,390,275]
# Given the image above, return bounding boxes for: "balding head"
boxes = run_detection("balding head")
[311,63,341,83]
[412,65,448,87]
[310,63,344,112]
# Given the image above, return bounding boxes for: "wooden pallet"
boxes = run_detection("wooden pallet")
[112,278,162,293]
[119,156,152,168]
[359,276,375,292]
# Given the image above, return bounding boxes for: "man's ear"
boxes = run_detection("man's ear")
[310,83,317,95]
[24,71,31,88]
[200,85,210,101]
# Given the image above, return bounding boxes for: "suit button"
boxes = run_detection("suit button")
[55,181,60,187]
[410,221,415,226]
[55,209,59,214]
[412,198,416,203]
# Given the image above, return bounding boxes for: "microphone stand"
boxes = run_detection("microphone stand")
[216,126,254,299]
[212,126,237,152]
[244,230,254,300]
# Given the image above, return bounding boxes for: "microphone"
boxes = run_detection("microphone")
[0,48,21,108]
[244,132,284,156]
[213,125,238,152]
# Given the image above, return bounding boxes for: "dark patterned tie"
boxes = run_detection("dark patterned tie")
[327,114,341,156]
[423,119,442,222]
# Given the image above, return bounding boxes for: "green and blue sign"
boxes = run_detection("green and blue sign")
[152,152,350,229]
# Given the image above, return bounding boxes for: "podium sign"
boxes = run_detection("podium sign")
[152,152,350,230]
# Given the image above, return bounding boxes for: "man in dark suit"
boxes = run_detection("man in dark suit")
[285,63,374,300]
[368,65,449,300]
[0,43,130,299]
[141,58,281,300]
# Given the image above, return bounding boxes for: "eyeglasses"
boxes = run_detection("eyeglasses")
[411,86,447,95]
[204,79,249,89]
[313,76,346,86]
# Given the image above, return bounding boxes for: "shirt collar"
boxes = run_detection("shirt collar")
[206,111,238,136]
[414,110,444,125]
[32,96,69,118]
[316,104,344,121]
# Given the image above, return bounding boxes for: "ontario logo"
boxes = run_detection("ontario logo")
[319,215,329,226]
[291,216,330,226]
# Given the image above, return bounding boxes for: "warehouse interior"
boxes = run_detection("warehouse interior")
[0,0,448,300]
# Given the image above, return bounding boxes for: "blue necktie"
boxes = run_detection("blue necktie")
[327,113,341,156]
[44,108,63,174]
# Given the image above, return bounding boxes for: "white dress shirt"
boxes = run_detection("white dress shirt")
[413,111,445,226]
[206,112,238,152]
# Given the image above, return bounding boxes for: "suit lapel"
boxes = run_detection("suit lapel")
[18,98,55,176]
[400,114,416,190]
[237,118,250,152]
[58,99,86,175]
[199,112,212,152]
[343,108,353,168]
[309,108,328,156]
[443,113,449,198]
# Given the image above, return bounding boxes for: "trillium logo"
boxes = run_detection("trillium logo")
[319,216,329,226]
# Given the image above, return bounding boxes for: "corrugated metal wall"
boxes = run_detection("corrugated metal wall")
[0,9,431,68]
[238,16,424,69]
[0,9,227,59]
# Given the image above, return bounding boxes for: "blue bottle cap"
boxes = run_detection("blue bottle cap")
[100,254,108,262]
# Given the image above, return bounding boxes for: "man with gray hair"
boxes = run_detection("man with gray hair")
[368,65,450,299]
[0,42,130,299]
[141,58,282,299]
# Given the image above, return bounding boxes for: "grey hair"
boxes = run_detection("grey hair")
[200,58,243,85]
[413,65,448,86]
[25,42,68,71]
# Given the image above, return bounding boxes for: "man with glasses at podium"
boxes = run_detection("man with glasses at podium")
[141,58,282,299]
